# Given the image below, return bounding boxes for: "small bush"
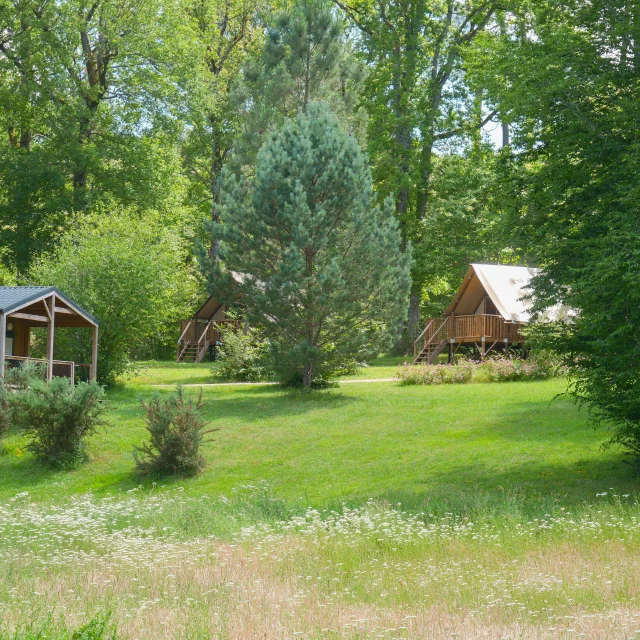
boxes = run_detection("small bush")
[214,322,270,381]
[0,364,46,439]
[397,353,564,386]
[476,352,564,383]
[0,612,117,639]
[134,386,215,476]
[398,361,473,385]
[9,376,108,468]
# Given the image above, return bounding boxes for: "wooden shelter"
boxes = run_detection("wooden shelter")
[177,271,249,363]
[413,264,569,364]
[176,295,241,363]
[0,287,99,382]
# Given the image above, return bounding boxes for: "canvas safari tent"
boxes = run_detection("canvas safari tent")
[0,286,99,382]
[176,272,249,362]
[413,264,571,364]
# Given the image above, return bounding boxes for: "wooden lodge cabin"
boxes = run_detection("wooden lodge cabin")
[177,271,248,363]
[0,286,99,382]
[413,264,566,364]
[177,295,241,362]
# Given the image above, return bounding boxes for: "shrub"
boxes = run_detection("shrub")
[397,353,563,386]
[397,361,473,386]
[29,208,200,385]
[0,364,46,440]
[476,352,563,383]
[10,376,108,468]
[214,322,270,382]
[134,386,214,476]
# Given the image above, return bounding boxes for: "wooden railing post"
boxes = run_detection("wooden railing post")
[0,312,5,378]
[45,295,55,382]
[90,326,98,382]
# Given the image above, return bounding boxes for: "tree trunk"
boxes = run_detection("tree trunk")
[408,287,421,341]
[303,361,312,388]
[209,115,222,261]
[415,130,435,221]
[633,0,640,72]
[502,122,510,147]
[73,170,88,211]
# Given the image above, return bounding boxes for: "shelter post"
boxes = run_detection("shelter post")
[90,326,98,382]
[45,294,55,381]
[0,312,5,377]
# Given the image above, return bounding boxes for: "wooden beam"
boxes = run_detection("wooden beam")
[90,326,98,382]
[8,312,49,323]
[54,306,75,315]
[0,313,5,377]
[46,295,55,381]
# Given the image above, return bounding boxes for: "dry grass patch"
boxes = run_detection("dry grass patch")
[3,492,640,638]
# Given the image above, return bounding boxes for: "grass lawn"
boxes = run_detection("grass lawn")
[0,364,633,508]
[3,362,640,639]
[127,354,406,386]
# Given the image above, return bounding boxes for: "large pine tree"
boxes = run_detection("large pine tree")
[206,104,411,387]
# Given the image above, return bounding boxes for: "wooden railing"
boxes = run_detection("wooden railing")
[4,355,76,384]
[414,314,526,358]
[177,319,244,362]
[177,319,242,347]
[413,317,447,360]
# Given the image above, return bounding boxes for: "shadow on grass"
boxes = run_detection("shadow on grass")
[0,385,359,497]
[317,454,636,520]
[115,384,359,424]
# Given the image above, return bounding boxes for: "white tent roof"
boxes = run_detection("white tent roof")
[446,264,573,323]
[473,264,538,322]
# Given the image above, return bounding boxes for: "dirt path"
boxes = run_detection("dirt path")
[149,377,398,388]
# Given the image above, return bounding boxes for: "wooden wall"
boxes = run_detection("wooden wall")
[10,319,30,357]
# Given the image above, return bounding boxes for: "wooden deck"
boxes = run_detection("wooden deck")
[4,355,87,384]
[413,314,526,364]
[177,319,242,363]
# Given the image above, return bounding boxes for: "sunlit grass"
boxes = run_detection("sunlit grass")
[1,362,638,638]
[3,490,640,639]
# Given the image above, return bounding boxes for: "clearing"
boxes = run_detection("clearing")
[1,359,639,639]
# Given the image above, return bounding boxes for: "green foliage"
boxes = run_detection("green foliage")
[135,386,213,476]
[206,104,411,386]
[214,322,271,382]
[6,373,107,468]
[469,1,640,456]
[398,354,563,386]
[232,0,366,167]
[475,353,564,383]
[0,0,193,273]
[180,0,267,251]
[0,612,117,640]
[398,361,474,386]
[415,152,520,317]
[30,208,200,384]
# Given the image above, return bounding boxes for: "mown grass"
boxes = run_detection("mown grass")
[128,354,405,386]
[0,368,634,508]
[2,361,639,639]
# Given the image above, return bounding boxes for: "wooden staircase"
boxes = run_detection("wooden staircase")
[413,317,450,364]
[177,319,213,363]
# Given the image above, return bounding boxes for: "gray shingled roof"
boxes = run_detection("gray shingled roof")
[0,286,99,325]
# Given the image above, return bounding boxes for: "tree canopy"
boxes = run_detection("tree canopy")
[206,104,411,386]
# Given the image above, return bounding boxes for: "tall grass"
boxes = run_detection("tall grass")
[2,487,640,639]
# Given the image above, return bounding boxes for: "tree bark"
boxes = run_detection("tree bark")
[633,0,640,72]
[303,361,312,388]
[502,121,510,147]
[209,115,221,260]
[408,287,421,341]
